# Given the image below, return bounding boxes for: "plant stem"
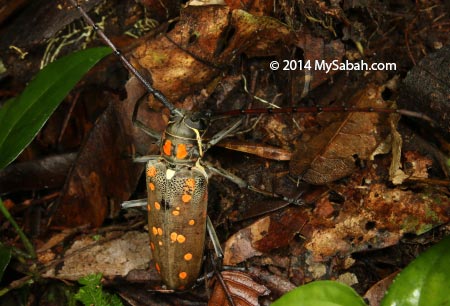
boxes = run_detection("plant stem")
[0,198,36,259]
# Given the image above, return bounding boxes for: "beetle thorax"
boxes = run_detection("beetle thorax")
[160,110,210,165]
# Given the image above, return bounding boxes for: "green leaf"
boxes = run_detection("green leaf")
[77,273,103,286]
[271,280,367,306]
[381,235,450,306]
[75,273,123,306]
[0,98,15,125]
[0,47,112,169]
[75,286,104,306]
[108,294,124,306]
[0,242,12,281]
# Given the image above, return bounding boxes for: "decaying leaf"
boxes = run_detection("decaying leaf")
[130,6,292,104]
[363,271,399,306]
[389,116,408,185]
[247,266,296,296]
[44,231,151,280]
[223,217,268,265]
[52,97,149,227]
[290,84,396,185]
[223,159,449,266]
[37,224,90,254]
[208,271,270,306]
[217,140,292,161]
[224,209,310,265]
[305,182,450,261]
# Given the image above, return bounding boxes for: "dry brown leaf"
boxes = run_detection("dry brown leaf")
[37,225,89,253]
[389,116,408,185]
[290,84,394,185]
[43,231,151,280]
[363,271,399,306]
[131,6,292,104]
[217,140,292,161]
[52,98,148,227]
[223,217,267,266]
[247,266,296,296]
[224,208,310,265]
[208,271,269,306]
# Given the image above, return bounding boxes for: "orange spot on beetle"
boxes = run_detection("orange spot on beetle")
[147,166,156,177]
[177,235,186,243]
[185,178,195,188]
[157,227,163,236]
[154,202,161,210]
[152,227,158,235]
[170,232,186,243]
[182,194,192,203]
[148,182,155,191]
[184,253,192,261]
[172,210,180,216]
[158,241,163,246]
[179,272,187,279]
[163,139,172,156]
[147,203,151,211]
[176,144,188,159]
[150,242,155,250]
[155,262,160,273]
[188,219,195,226]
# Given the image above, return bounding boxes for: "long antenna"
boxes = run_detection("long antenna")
[68,0,181,115]
[214,106,435,124]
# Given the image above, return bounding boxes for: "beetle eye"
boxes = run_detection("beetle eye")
[186,112,209,131]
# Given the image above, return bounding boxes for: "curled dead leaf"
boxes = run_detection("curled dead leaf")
[217,140,292,161]
[208,271,270,306]
[363,271,399,306]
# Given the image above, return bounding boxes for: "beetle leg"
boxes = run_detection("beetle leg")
[132,95,162,140]
[204,118,243,151]
[206,216,223,263]
[204,161,305,206]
